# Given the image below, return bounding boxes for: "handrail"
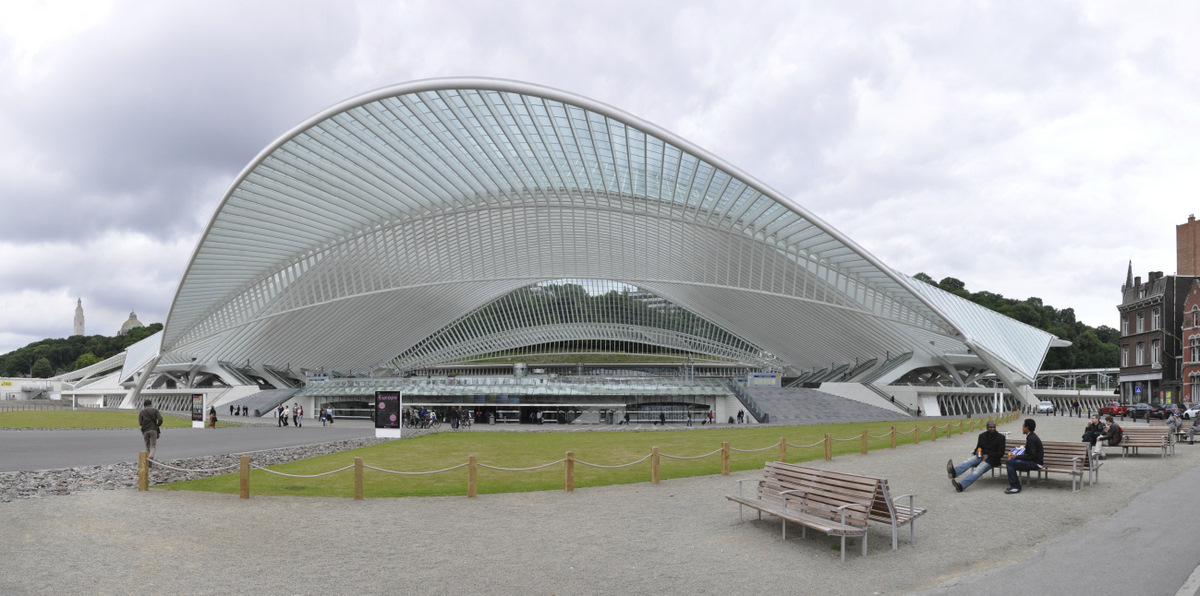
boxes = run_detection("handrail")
[725,379,769,423]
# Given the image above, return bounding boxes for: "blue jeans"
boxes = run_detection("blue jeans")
[952,455,993,490]
[1006,459,1041,489]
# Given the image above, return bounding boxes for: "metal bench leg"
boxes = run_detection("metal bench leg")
[910,519,915,545]
[840,535,846,562]
[863,531,868,557]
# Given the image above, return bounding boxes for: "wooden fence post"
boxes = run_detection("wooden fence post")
[778,437,787,462]
[721,442,730,475]
[651,446,660,484]
[354,457,363,501]
[564,452,574,493]
[890,426,896,449]
[914,426,920,444]
[138,451,148,491]
[239,456,250,499]
[824,433,832,460]
[861,430,868,455]
[931,425,937,441]
[469,455,478,498]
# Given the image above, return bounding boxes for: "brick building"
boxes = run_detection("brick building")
[1184,279,1200,403]
[1180,214,1200,276]
[1120,215,1200,404]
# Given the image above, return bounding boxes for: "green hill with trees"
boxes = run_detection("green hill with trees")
[0,275,1117,379]
[1,323,163,378]
[912,274,1118,369]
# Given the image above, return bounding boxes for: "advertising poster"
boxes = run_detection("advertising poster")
[375,391,401,429]
[192,394,204,422]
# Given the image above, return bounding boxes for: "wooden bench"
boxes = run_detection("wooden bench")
[854,470,926,550]
[1119,426,1171,457]
[997,438,1100,491]
[727,461,874,560]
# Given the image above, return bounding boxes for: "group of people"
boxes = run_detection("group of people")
[945,417,1043,495]
[228,404,251,417]
[1082,414,1124,459]
[276,403,303,427]
[946,408,1200,496]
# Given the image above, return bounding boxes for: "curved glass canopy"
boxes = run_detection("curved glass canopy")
[157,77,1057,392]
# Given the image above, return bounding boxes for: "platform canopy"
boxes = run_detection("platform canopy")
[158,77,1057,391]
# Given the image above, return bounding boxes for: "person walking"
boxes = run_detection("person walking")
[138,399,163,464]
[207,406,217,429]
[294,404,303,428]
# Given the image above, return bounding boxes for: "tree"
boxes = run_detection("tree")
[912,272,936,285]
[937,277,969,297]
[73,352,102,370]
[31,357,53,378]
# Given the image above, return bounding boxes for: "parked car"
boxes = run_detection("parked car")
[1161,404,1185,419]
[1099,402,1129,417]
[1183,404,1200,420]
[1129,403,1165,420]
[1036,401,1055,414]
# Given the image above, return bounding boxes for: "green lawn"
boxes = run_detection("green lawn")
[0,410,219,429]
[162,415,1014,498]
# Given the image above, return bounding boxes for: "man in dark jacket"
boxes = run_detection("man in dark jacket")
[946,420,1006,492]
[1005,418,1044,494]
[138,398,163,463]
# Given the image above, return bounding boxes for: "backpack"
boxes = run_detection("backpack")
[1109,424,1123,445]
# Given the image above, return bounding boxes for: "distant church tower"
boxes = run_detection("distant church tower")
[73,298,85,336]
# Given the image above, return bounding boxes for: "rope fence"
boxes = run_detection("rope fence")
[135,411,1021,499]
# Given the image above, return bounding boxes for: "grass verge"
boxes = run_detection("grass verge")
[161,418,1000,498]
[0,410,226,429]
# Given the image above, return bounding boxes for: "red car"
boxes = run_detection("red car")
[1099,402,1129,417]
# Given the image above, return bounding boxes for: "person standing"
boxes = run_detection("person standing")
[295,404,303,428]
[138,399,163,464]
[207,406,217,429]
[1005,418,1043,494]
[946,420,1005,492]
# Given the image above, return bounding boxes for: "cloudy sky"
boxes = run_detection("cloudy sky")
[0,0,1195,355]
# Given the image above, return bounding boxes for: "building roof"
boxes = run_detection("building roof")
[157,77,1057,388]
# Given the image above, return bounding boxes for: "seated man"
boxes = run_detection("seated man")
[1166,411,1182,433]
[1082,414,1105,447]
[1094,415,1123,458]
[1186,417,1200,445]
[946,420,1006,492]
[1005,418,1043,495]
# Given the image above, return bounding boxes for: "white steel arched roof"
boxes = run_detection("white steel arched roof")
[160,77,1056,387]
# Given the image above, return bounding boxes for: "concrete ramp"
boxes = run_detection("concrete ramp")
[746,386,907,424]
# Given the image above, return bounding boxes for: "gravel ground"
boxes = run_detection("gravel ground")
[1,415,1192,595]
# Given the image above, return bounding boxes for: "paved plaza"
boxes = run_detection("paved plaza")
[3,415,1200,595]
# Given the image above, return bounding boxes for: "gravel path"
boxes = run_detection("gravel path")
[1,415,1191,595]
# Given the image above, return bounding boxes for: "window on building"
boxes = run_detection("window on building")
[1192,373,1200,402]
[1122,316,1130,335]
[1122,344,1129,367]
[1137,312,1145,333]
[1192,337,1200,364]
[1151,339,1161,366]
[1136,342,1145,365]
[1152,307,1161,330]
